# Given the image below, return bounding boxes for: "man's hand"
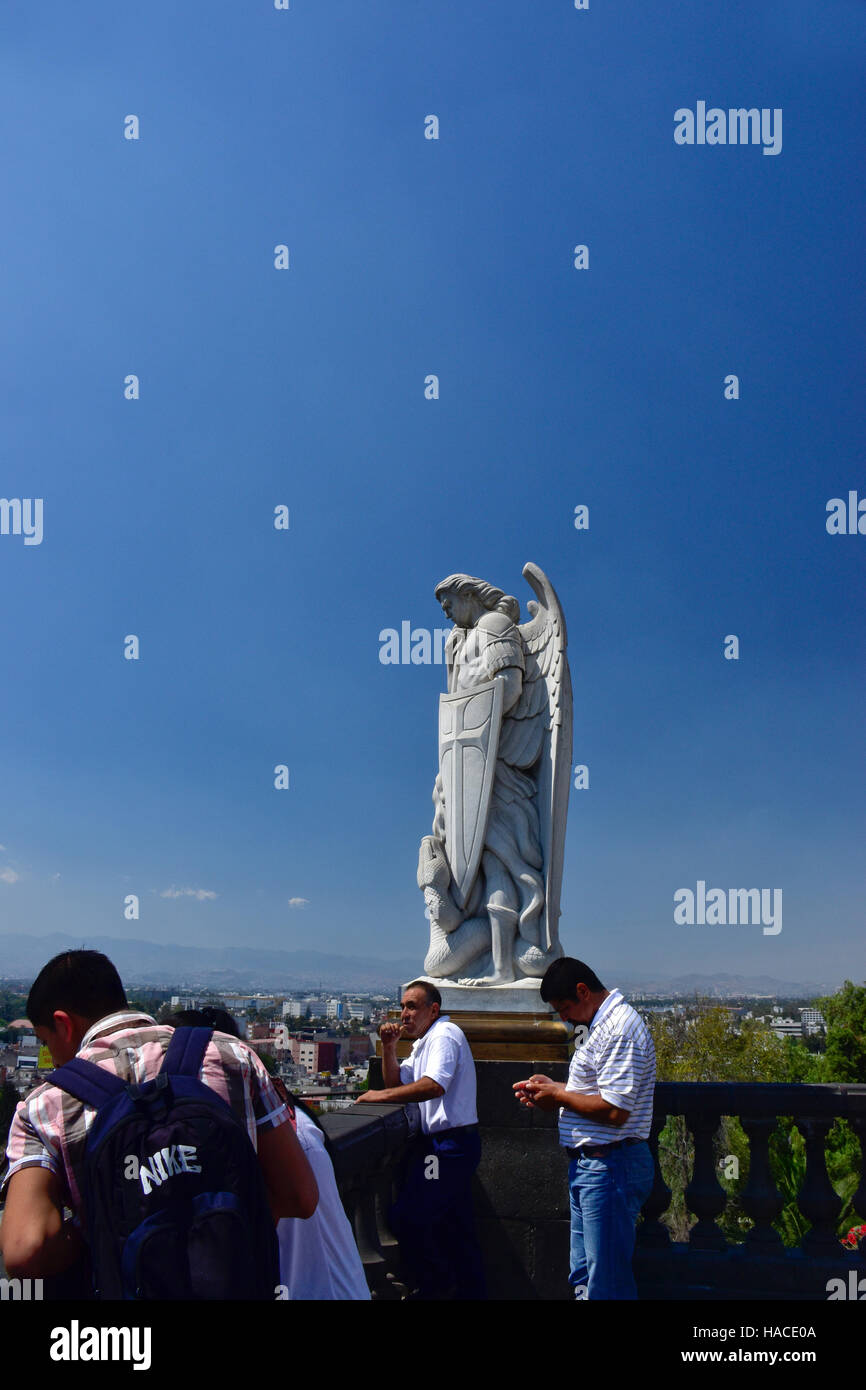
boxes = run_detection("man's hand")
[355,1075,444,1106]
[513,1073,564,1112]
[378,1020,405,1088]
[514,1077,630,1126]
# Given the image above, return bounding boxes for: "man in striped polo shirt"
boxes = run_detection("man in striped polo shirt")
[513,957,655,1300]
[1,949,317,1283]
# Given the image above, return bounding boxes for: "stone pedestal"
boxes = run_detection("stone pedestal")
[413,975,547,1016]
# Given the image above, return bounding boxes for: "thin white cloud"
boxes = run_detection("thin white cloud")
[0,868,20,885]
[288,897,309,909]
[160,886,218,901]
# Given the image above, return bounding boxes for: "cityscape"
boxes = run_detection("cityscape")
[0,972,830,1123]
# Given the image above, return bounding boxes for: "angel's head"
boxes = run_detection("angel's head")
[434,574,520,628]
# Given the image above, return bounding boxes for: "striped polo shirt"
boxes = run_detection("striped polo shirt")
[558,989,655,1149]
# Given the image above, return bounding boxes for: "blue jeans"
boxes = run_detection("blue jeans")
[568,1141,654,1300]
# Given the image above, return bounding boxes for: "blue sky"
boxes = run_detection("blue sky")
[0,0,864,987]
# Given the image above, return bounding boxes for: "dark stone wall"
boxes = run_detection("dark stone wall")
[472,1058,572,1300]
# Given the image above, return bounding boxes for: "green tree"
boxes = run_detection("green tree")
[816,981,866,1082]
[0,991,28,1023]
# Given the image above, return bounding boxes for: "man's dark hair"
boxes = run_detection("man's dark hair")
[27,950,128,1028]
[404,980,442,1008]
[540,957,605,1003]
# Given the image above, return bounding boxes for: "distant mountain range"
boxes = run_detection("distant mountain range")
[0,932,840,998]
[0,933,420,993]
[618,971,836,999]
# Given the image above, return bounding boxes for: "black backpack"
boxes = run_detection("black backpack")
[49,1026,279,1300]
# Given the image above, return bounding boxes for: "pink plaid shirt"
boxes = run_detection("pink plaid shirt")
[3,1011,288,1217]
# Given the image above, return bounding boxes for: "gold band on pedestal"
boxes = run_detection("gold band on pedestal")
[376,1010,571,1063]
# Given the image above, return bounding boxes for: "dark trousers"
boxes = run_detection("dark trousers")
[390,1126,487,1299]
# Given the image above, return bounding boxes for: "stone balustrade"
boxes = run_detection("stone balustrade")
[319,1100,417,1298]
[321,1082,866,1300]
[635,1081,866,1299]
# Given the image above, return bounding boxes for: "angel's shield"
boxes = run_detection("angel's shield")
[439,677,504,909]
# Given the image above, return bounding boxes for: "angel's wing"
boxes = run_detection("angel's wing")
[515,562,573,953]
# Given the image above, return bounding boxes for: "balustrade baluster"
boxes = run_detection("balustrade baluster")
[795,1117,842,1256]
[350,1176,387,1284]
[739,1116,784,1251]
[637,1112,672,1247]
[684,1110,728,1250]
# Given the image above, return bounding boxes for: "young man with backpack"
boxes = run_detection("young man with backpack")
[0,950,318,1298]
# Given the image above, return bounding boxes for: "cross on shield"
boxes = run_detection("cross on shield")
[439,677,504,909]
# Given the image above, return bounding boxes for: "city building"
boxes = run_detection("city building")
[289,1039,340,1076]
[282,996,328,1020]
[16,1035,39,1069]
[770,1017,803,1040]
[799,1007,826,1035]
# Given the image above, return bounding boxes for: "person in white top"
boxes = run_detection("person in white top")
[513,957,656,1300]
[276,1105,370,1301]
[356,979,486,1299]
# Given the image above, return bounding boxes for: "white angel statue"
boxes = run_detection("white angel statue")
[418,563,573,986]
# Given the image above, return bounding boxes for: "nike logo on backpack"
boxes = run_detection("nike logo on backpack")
[124,1145,202,1194]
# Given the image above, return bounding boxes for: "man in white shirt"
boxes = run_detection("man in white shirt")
[513,957,656,1300]
[356,979,486,1299]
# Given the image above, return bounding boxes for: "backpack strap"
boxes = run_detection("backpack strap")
[160,1026,213,1079]
[49,1057,127,1109]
